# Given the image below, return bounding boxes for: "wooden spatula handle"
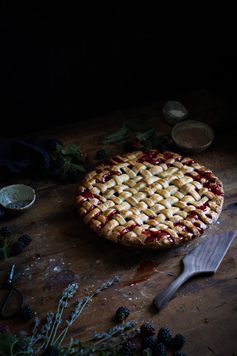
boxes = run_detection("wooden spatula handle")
[153,270,193,311]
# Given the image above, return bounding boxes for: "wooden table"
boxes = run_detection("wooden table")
[1,90,237,355]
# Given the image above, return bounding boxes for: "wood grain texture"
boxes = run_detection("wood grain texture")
[0,90,237,355]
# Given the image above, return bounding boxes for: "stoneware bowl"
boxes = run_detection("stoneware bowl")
[171,120,214,153]
[162,101,189,125]
[0,184,36,214]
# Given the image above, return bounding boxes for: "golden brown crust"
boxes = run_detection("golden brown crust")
[76,150,224,249]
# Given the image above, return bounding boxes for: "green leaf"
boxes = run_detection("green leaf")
[61,144,83,159]
[70,163,86,172]
[136,128,155,141]
[103,125,128,144]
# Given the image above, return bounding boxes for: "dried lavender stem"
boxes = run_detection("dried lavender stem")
[54,296,92,347]
[44,283,78,349]
[54,276,119,347]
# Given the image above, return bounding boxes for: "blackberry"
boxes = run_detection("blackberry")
[141,336,156,350]
[140,323,156,337]
[18,305,34,320]
[115,306,130,322]
[120,340,136,355]
[172,334,186,350]
[42,346,60,356]
[0,323,10,334]
[0,226,12,238]
[18,234,32,246]
[11,234,32,255]
[153,342,166,356]
[173,352,186,356]
[0,206,6,219]
[96,149,107,160]
[157,327,173,347]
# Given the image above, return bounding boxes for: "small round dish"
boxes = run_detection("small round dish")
[0,184,36,214]
[171,120,214,153]
[162,101,189,124]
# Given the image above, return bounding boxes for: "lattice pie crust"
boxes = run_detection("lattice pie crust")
[76,151,224,249]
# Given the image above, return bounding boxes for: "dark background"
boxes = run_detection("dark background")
[1,4,236,135]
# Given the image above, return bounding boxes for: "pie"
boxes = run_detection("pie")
[76,150,224,249]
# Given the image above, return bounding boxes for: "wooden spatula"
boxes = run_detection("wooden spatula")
[153,230,237,311]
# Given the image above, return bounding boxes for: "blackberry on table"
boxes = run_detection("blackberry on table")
[140,322,156,337]
[19,304,34,320]
[157,327,173,347]
[153,342,166,356]
[173,352,186,356]
[115,306,130,322]
[0,226,12,238]
[11,234,32,255]
[172,334,186,350]
[141,336,156,350]
[42,346,60,356]
[120,340,136,355]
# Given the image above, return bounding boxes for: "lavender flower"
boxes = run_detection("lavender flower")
[94,320,137,340]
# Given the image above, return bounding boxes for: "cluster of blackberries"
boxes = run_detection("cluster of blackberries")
[0,226,32,256]
[115,306,130,322]
[11,234,32,255]
[140,324,186,356]
[115,306,186,356]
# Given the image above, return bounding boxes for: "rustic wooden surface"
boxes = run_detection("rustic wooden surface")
[1,90,237,355]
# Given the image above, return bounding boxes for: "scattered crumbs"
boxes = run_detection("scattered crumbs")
[53,266,62,273]
[49,259,56,262]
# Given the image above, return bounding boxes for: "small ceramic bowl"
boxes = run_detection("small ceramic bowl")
[162,101,189,125]
[0,184,36,214]
[171,120,214,153]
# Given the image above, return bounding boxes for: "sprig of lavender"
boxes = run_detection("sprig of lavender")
[93,320,137,341]
[92,323,140,353]
[44,283,79,349]
[54,276,119,347]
